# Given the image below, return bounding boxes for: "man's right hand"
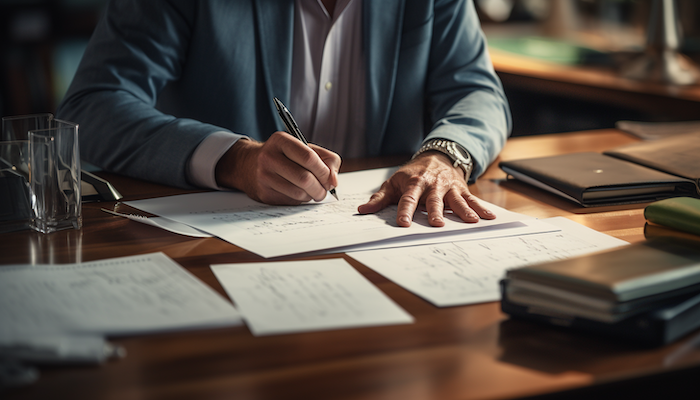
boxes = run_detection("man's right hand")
[215,131,341,204]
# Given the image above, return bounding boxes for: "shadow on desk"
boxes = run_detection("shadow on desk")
[498,318,700,399]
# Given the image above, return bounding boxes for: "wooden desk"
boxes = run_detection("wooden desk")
[4,129,700,400]
[489,49,700,122]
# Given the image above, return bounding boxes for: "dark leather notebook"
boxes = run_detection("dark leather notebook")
[499,152,697,207]
[604,132,700,188]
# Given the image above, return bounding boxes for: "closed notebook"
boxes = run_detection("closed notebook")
[505,278,700,323]
[499,152,696,206]
[505,237,700,303]
[645,197,700,237]
[501,280,700,347]
[604,131,700,189]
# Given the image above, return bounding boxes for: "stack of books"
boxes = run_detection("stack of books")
[501,237,700,346]
[645,197,700,238]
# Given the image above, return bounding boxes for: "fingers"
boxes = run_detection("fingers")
[360,177,433,228]
[464,193,496,220]
[310,144,342,190]
[422,187,447,227]
[396,184,424,227]
[357,154,497,227]
[254,166,315,205]
[443,190,496,223]
[358,182,396,215]
[265,132,338,202]
[443,190,480,223]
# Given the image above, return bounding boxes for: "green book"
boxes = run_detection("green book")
[487,36,609,65]
[645,197,700,237]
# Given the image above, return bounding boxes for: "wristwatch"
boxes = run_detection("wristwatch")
[412,139,473,181]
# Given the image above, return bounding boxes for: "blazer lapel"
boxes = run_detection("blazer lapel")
[254,0,295,130]
[363,0,405,156]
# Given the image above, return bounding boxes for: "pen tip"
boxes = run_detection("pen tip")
[330,188,338,201]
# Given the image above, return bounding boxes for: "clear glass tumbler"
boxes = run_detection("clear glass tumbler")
[28,119,82,234]
[1,114,54,233]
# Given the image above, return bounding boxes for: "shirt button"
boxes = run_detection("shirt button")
[325,81,332,91]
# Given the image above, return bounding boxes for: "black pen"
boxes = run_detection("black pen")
[273,97,338,200]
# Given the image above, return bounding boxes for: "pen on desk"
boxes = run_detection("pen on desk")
[273,97,339,201]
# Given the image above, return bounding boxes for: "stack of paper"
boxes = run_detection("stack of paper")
[125,168,544,258]
[0,253,242,363]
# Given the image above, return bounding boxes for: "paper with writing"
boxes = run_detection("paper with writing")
[347,217,629,306]
[125,168,537,258]
[0,253,242,340]
[211,259,413,336]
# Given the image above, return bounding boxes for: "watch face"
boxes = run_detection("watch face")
[456,147,469,160]
[451,143,471,163]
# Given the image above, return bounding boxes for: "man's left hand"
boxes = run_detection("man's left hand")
[357,153,495,227]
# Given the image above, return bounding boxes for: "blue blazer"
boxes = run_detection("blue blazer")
[58,0,511,188]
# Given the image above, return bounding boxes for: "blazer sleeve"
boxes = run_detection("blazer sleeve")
[56,0,243,188]
[424,0,512,180]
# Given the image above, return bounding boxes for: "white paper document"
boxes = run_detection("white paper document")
[211,258,414,336]
[0,253,242,340]
[334,219,560,253]
[347,217,629,307]
[126,168,536,258]
[102,208,213,238]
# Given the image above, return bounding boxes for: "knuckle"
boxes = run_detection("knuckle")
[400,193,419,204]
[271,131,287,141]
[287,186,309,202]
[369,192,384,202]
[296,170,317,190]
[425,194,443,207]
[464,193,479,203]
[298,147,317,165]
[405,175,424,188]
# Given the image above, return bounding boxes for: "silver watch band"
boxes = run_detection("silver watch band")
[412,139,473,181]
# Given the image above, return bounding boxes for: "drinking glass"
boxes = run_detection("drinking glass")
[1,114,54,233]
[28,118,82,234]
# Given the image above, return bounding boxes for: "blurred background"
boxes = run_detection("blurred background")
[2,0,700,137]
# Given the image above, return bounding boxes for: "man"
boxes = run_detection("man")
[57,0,511,227]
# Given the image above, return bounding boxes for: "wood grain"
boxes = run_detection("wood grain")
[4,130,699,400]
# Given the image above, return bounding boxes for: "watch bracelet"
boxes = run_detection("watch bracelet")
[412,139,473,181]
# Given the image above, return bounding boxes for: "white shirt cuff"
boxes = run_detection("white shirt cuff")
[187,131,245,189]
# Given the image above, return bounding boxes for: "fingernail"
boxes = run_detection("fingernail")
[483,209,493,215]
[399,216,411,225]
[431,216,443,223]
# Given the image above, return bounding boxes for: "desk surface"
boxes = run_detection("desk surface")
[486,33,700,120]
[4,129,700,400]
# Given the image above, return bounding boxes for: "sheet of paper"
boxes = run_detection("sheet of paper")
[126,168,536,258]
[326,219,561,254]
[211,259,413,336]
[347,217,629,307]
[102,209,213,238]
[0,253,242,340]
